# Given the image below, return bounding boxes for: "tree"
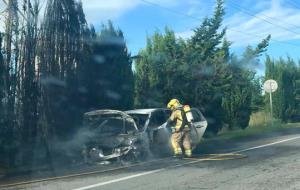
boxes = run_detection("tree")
[184,0,231,133]
[0,32,6,166]
[135,0,232,133]
[39,0,89,140]
[80,21,134,111]
[2,0,20,168]
[16,0,40,165]
[0,33,4,123]
[135,0,271,132]
[134,28,186,108]
[251,77,264,112]
[222,35,270,129]
[265,56,300,122]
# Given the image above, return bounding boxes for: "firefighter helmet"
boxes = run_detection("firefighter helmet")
[167,99,180,109]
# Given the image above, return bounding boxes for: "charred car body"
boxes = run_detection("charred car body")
[82,110,150,163]
[125,108,208,155]
[82,108,207,163]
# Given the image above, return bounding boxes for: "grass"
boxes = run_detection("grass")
[203,111,300,143]
[194,112,300,153]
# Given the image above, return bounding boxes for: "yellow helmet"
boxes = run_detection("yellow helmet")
[167,99,180,109]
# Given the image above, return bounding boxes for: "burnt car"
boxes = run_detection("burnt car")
[125,108,208,155]
[82,110,150,163]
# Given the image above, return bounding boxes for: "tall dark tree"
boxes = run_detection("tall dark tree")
[39,0,88,140]
[0,33,4,122]
[16,0,41,166]
[0,32,6,166]
[82,21,134,111]
[2,0,20,168]
[0,0,135,171]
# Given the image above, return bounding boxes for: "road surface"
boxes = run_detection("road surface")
[1,128,300,190]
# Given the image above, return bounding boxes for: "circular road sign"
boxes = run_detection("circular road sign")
[264,79,278,93]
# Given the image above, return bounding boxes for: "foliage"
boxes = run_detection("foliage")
[264,56,300,122]
[222,36,270,129]
[134,0,268,133]
[134,28,186,108]
[0,0,289,173]
[0,0,134,169]
[82,21,134,111]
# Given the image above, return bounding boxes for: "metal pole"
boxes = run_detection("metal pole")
[269,90,273,127]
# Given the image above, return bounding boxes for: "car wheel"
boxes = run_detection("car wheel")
[120,151,138,165]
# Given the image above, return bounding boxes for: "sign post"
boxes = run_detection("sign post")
[263,79,278,127]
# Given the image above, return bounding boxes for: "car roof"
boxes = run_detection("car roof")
[84,109,131,118]
[125,108,168,115]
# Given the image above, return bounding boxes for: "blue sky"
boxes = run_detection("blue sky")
[1,0,299,67]
[79,0,300,66]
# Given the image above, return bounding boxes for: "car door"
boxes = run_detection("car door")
[149,110,173,155]
[190,108,208,147]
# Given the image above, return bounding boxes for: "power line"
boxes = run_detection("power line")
[228,1,300,29]
[140,0,200,21]
[229,28,299,47]
[286,0,300,10]
[227,2,300,36]
[139,0,300,48]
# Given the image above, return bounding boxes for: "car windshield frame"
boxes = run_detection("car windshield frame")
[83,113,138,135]
[127,113,150,131]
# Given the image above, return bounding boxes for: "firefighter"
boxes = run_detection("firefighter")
[167,99,192,158]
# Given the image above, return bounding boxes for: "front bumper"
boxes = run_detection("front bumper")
[91,146,134,161]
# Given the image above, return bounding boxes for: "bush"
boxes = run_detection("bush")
[248,111,281,128]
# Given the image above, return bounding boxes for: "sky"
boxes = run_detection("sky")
[1,0,300,68]
[79,0,300,65]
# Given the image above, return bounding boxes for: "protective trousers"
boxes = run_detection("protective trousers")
[171,130,192,157]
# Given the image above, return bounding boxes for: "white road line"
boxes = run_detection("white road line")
[72,169,164,190]
[232,135,300,154]
[72,160,202,190]
[72,135,300,190]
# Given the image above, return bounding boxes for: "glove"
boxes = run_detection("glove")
[171,127,176,133]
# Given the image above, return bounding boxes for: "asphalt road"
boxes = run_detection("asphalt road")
[2,129,300,190]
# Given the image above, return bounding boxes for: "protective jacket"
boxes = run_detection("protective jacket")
[168,106,190,133]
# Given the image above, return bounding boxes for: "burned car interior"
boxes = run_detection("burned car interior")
[82,110,150,163]
[84,110,138,135]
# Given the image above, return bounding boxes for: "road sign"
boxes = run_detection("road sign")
[263,80,278,93]
[263,79,278,127]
